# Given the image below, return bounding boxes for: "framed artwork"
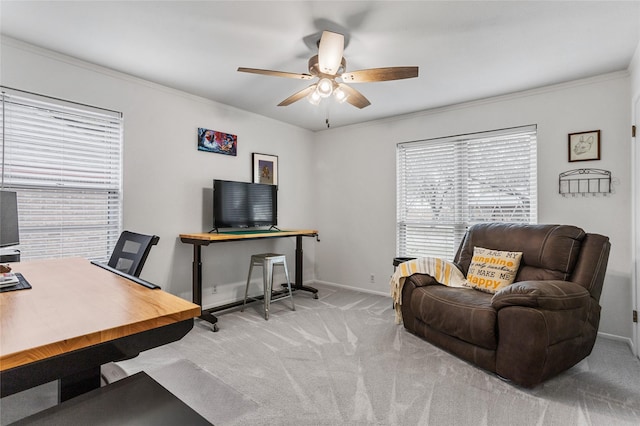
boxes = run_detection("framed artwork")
[252,153,278,185]
[568,130,600,162]
[198,128,237,156]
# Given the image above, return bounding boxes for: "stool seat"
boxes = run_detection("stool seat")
[250,253,285,261]
[242,253,295,320]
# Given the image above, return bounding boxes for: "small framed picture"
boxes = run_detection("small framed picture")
[252,153,278,185]
[568,130,600,162]
[197,128,237,156]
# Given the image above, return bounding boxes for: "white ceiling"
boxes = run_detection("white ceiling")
[2,1,639,131]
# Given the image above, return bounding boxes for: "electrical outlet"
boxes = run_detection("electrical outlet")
[370,274,375,283]
[213,285,218,294]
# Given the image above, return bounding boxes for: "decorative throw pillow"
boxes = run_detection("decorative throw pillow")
[465,246,522,294]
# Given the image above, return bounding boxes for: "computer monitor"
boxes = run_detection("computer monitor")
[0,190,20,248]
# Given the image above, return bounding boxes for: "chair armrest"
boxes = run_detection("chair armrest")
[491,280,591,310]
[404,273,440,288]
[399,273,446,329]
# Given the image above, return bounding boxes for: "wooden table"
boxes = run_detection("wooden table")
[180,229,319,331]
[0,257,201,401]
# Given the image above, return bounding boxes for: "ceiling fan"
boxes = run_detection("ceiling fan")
[237,31,419,109]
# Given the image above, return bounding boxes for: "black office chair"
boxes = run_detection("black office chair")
[101,230,160,385]
[107,231,160,278]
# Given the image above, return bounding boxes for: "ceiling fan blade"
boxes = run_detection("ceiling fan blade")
[338,83,371,109]
[341,66,419,83]
[237,67,313,80]
[318,31,344,75]
[277,84,318,106]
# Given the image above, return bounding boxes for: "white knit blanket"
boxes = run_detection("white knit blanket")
[389,257,467,324]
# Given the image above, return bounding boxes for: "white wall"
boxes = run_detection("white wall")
[630,40,640,354]
[0,38,317,307]
[632,42,640,97]
[312,73,633,339]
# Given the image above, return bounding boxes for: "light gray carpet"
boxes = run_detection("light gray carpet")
[3,283,640,425]
[149,359,258,424]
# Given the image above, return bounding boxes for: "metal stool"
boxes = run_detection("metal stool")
[242,253,295,320]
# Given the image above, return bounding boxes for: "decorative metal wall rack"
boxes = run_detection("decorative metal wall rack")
[558,168,612,197]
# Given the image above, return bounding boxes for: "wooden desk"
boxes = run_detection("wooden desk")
[0,257,201,401]
[180,229,319,331]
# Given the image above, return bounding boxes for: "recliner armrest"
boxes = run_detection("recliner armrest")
[491,280,591,310]
[404,273,440,288]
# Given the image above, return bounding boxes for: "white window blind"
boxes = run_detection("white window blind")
[396,125,537,260]
[1,88,123,261]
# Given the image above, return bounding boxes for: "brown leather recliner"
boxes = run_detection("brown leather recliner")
[401,223,610,387]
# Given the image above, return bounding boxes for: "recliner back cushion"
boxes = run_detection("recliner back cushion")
[454,223,586,282]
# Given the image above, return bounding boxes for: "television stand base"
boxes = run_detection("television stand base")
[181,230,319,332]
[199,284,317,331]
[281,282,318,299]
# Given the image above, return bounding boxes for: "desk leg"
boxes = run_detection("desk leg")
[192,244,219,331]
[59,366,100,402]
[284,235,318,298]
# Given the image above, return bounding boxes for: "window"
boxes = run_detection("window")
[396,125,537,260]
[1,88,123,261]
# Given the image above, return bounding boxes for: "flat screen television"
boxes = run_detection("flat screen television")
[213,180,277,230]
[0,190,20,247]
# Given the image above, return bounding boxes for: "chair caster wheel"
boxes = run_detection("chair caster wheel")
[313,293,318,299]
[212,323,219,332]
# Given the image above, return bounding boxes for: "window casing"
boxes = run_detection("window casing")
[396,125,537,260]
[1,88,123,261]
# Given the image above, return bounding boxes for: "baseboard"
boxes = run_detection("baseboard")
[200,279,321,312]
[597,331,635,352]
[313,280,391,298]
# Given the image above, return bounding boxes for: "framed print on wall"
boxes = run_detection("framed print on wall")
[568,130,600,162]
[197,127,237,156]
[252,153,278,185]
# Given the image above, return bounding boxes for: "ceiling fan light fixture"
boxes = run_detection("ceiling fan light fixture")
[238,30,417,112]
[307,90,322,105]
[317,78,334,98]
[333,87,348,103]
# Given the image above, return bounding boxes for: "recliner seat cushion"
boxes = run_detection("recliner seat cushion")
[409,285,497,350]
